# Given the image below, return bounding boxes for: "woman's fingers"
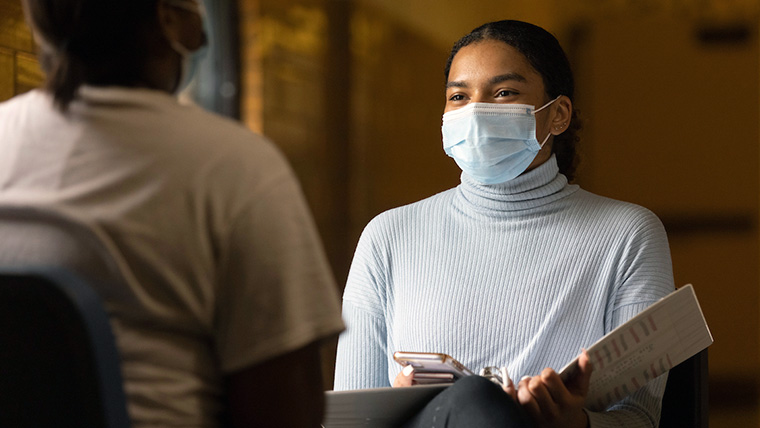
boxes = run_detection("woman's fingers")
[502,369,517,400]
[392,364,414,387]
[517,376,543,422]
[566,349,593,396]
[539,368,567,404]
[527,375,560,422]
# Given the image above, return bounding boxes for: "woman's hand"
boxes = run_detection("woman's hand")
[502,371,518,400]
[392,364,415,387]
[516,350,593,428]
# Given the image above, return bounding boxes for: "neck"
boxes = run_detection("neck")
[136,50,180,93]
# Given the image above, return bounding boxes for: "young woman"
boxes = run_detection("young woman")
[334,20,673,428]
[0,0,344,426]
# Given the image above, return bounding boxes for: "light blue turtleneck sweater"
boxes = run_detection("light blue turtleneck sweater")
[334,156,675,427]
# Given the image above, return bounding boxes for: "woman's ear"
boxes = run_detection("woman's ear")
[156,0,183,43]
[550,95,573,135]
[156,1,205,52]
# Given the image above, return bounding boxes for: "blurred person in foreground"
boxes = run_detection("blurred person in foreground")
[0,0,344,426]
[334,20,673,428]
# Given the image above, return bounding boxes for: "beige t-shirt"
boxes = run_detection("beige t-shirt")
[0,87,345,427]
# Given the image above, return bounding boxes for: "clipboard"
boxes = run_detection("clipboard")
[323,384,448,428]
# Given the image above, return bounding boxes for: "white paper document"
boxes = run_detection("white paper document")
[559,284,713,411]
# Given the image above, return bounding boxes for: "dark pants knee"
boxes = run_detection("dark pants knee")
[405,376,534,428]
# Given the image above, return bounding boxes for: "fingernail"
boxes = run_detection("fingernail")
[402,365,414,376]
[502,368,513,387]
[520,375,531,382]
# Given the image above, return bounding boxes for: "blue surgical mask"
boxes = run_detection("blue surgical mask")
[164,0,209,94]
[442,96,560,185]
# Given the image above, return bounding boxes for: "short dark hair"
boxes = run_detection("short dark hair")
[444,20,581,182]
[22,0,160,111]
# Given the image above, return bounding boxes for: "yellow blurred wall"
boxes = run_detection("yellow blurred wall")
[0,0,42,102]
[573,12,759,426]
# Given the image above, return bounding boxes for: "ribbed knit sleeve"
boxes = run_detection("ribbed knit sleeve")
[334,301,389,390]
[587,376,667,427]
[334,216,391,390]
[588,207,674,427]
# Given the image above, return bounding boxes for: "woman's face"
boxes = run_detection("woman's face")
[445,39,561,171]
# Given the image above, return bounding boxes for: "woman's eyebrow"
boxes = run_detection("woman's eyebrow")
[489,72,527,85]
[446,80,467,89]
[446,72,527,89]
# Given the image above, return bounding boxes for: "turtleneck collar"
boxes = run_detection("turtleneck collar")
[455,155,579,214]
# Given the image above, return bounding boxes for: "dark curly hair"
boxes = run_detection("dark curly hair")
[22,0,160,112]
[444,20,581,182]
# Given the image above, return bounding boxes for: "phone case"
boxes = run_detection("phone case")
[393,351,475,383]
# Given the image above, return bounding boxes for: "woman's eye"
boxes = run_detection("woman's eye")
[496,90,516,97]
[449,94,465,102]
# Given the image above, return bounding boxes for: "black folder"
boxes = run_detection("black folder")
[323,384,448,427]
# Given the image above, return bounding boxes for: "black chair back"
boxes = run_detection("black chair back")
[0,269,130,428]
[660,348,709,428]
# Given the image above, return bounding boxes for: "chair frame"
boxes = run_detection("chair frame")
[0,267,130,428]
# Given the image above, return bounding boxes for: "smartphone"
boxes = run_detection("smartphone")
[393,351,475,384]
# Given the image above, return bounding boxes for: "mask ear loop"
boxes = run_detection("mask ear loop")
[538,129,552,149]
[160,0,206,93]
[160,18,190,93]
[534,95,563,149]
[534,95,562,114]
